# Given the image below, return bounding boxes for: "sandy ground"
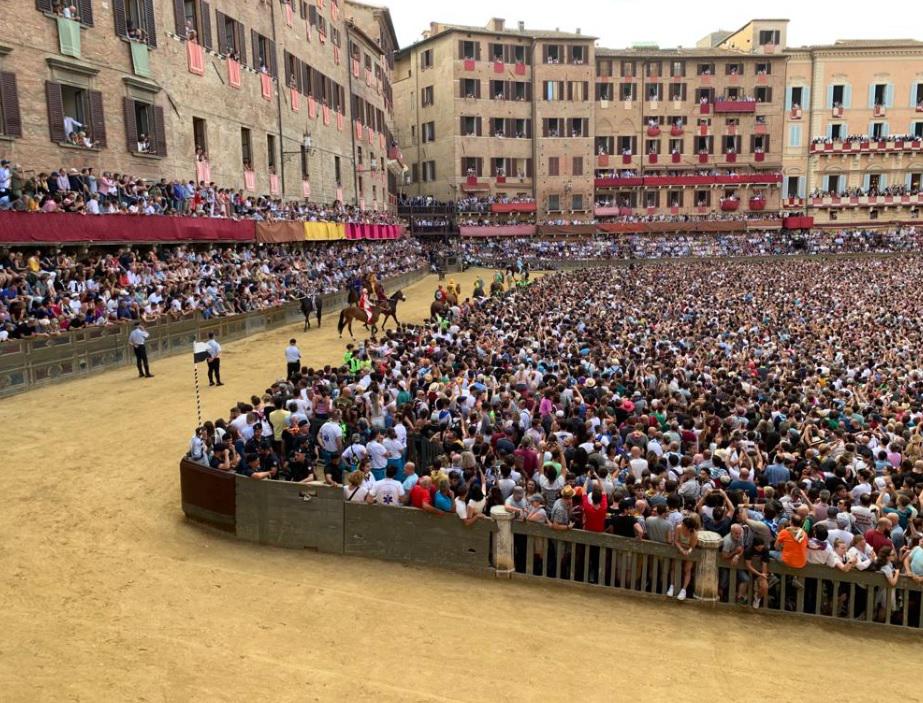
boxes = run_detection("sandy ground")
[0,267,919,703]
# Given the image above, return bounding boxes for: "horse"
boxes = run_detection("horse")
[490,280,504,296]
[300,294,322,331]
[338,290,406,338]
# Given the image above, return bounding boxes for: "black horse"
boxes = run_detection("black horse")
[300,293,322,331]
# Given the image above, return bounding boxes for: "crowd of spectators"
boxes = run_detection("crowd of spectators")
[0,239,425,340]
[592,206,782,223]
[0,161,400,224]
[461,228,923,264]
[190,261,923,617]
[811,133,922,146]
[808,184,922,199]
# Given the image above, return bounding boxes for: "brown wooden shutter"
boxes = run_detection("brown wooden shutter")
[283,51,292,85]
[268,40,277,78]
[251,29,260,69]
[88,90,106,147]
[199,1,212,50]
[152,105,167,156]
[526,158,533,177]
[35,0,53,12]
[143,0,156,46]
[308,5,317,26]
[236,21,246,65]
[476,117,482,137]
[302,65,311,96]
[174,0,186,35]
[0,73,22,137]
[77,0,93,25]
[458,40,464,60]
[45,81,65,142]
[526,82,532,101]
[215,10,226,54]
[112,0,127,37]
[123,97,138,150]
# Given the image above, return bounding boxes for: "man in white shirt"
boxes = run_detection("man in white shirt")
[340,434,368,471]
[370,465,405,506]
[205,331,222,386]
[366,429,389,480]
[318,411,344,483]
[628,445,649,480]
[284,338,301,380]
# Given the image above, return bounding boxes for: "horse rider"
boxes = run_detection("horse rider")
[358,286,374,323]
[373,273,388,305]
[474,276,485,298]
[494,270,504,289]
[434,284,446,304]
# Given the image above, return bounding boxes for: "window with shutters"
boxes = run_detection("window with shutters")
[421,86,433,107]
[422,161,436,182]
[334,156,341,185]
[572,157,583,176]
[114,0,156,45]
[547,157,559,176]
[420,49,433,70]
[37,0,94,26]
[421,122,435,142]
[0,73,23,138]
[179,0,200,40]
[267,134,277,171]
[219,14,243,59]
[60,85,89,143]
[241,128,253,168]
[193,117,208,158]
[300,145,309,178]
[132,100,154,152]
[547,194,560,211]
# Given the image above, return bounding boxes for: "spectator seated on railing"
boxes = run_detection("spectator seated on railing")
[189,260,923,615]
[0,239,425,340]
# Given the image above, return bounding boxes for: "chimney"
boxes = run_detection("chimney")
[576,28,581,35]
[489,17,505,32]
[518,20,525,32]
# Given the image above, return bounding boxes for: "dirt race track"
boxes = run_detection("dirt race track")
[0,267,919,702]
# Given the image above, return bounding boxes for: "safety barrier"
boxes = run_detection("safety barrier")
[0,267,427,397]
[179,457,923,630]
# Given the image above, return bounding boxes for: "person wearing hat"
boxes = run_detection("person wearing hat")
[340,433,368,472]
[128,321,153,378]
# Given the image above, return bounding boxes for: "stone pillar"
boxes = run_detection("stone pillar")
[490,506,514,578]
[694,530,723,603]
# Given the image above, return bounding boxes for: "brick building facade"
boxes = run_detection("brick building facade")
[0,0,399,208]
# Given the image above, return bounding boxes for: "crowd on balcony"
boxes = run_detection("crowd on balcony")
[455,196,536,213]
[191,262,923,613]
[0,160,401,225]
[461,228,922,264]
[810,133,921,146]
[808,184,923,199]
[398,195,455,211]
[595,169,783,180]
[0,238,425,340]
[591,205,782,223]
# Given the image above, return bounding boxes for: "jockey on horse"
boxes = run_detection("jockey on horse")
[357,287,374,323]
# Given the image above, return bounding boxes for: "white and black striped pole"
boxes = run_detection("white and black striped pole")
[193,341,209,427]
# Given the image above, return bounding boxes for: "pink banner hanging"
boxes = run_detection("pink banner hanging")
[244,170,256,191]
[269,174,281,196]
[302,179,311,198]
[195,160,211,183]
[335,187,343,202]
[323,105,330,125]
[336,111,344,131]
[290,88,300,111]
[227,59,241,88]
[308,96,317,118]
[187,42,205,75]
[285,2,293,26]
[261,73,273,100]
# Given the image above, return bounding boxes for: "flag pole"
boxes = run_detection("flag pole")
[193,359,203,427]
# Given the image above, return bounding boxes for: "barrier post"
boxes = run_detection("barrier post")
[490,506,515,578]
[694,530,723,603]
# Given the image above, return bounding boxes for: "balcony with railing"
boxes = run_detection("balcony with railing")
[594,173,783,188]
[809,137,923,155]
[714,99,757,113]
[807,192,923,208]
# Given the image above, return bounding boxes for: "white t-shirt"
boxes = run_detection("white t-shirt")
[370,477,405,506]
[455,497,469,520]
[285,345,301,363]
[318,421,343,452]
[343,484,369,502]
[629,458,649,479]
[383,438,404,459]
[367,440,388,469]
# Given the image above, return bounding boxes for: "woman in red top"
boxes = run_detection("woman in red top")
[582,471,608,584]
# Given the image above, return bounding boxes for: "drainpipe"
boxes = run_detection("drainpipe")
[530,38,537,206]
[270,2,286,196]
[346,32,360,205]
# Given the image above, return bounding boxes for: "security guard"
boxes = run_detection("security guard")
[128,321,154,378]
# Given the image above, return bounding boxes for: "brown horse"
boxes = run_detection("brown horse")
[430,290,459,320]
[338,290,406,338]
